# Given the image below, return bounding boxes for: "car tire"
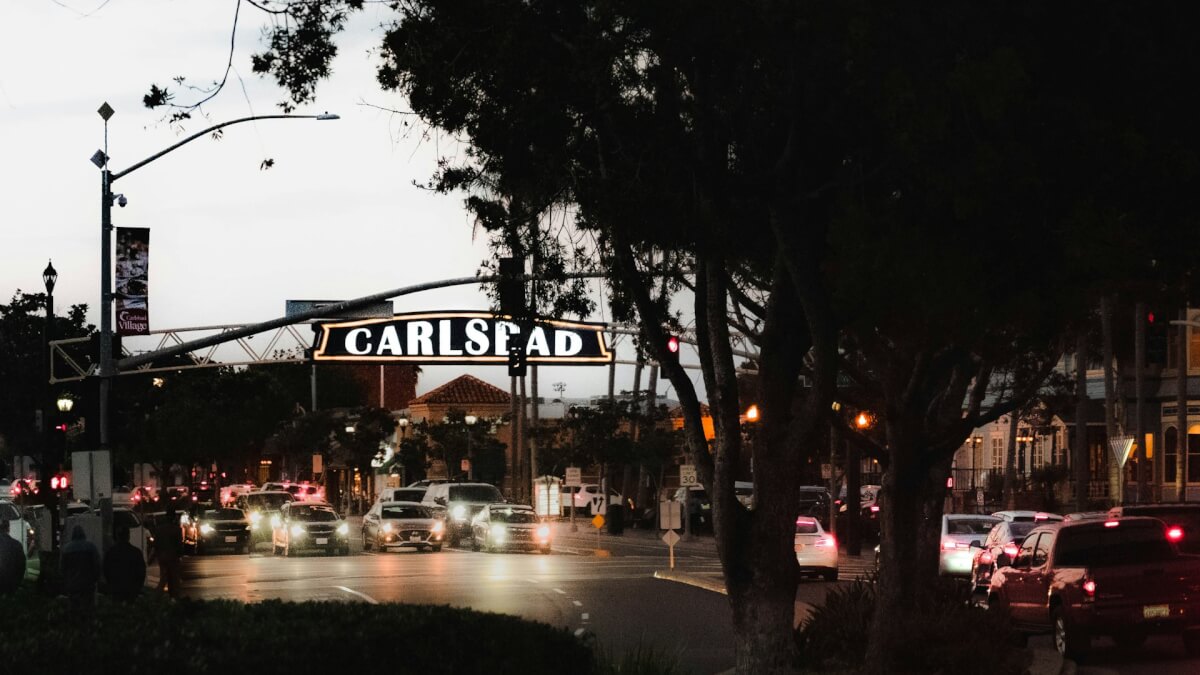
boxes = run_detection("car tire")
[539,546,551,555]
[822,569,838,582]
[237,544,247,555]
[1052,606,1088,661]
[362,533,372,552]
[450,534,460,548]
[431,544,442,552]
[340,546,350,556]
[471,534,481,552]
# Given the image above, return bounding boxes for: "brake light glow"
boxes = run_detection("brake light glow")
[1034,512,1050,521]
[979,551,993,564]
[1104,520,1120,528]
[815,535,836,548]
[1082,579,1096,598]
[1003,544,1019,559]
[1167,526,1184,542]
[942,540,960,550]
[870,505,880,513]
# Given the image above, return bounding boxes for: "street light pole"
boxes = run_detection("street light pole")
[41,261,58,557]
[92,103,338,457]
[465,415,478,480]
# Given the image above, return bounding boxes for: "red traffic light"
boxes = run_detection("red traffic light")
[51,474,69,490]
[1148,311,1156,324]
[666,335,680,354]
[54,423,68,432]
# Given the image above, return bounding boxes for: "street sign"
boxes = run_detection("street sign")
[428,459,449,480]
[565,467,582,487]
[460,458,471,472]
[679,464,698,487]
[1109,435,1136,469]
[659,501,682,530]
[312,454,323,474]
[662,529,680,547]
[591,514,605,529]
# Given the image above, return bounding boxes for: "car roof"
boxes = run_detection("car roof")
[946,513,1000,521]
[381,500,427,507]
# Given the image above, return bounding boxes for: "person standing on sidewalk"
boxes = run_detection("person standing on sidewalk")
[60,525,101,615]
[153,502,183,598]
[104,524,146,601]
[0,519,25,595]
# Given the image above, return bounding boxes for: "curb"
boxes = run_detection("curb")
[653,569,727,595]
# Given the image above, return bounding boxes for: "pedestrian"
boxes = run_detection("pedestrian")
[103,524,146,602]
[0,519,26,595]
[60,525,101,615]
[154,502,183,598]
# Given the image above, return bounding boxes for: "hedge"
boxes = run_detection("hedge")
[0,588,592,675]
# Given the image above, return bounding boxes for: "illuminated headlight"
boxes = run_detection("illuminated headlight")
[536,525,551,541]
[290,524,304,537]
[270,514,282,529]
[337,523,349,535]
[491,524,507,542]
[199,524,214,535]
[431,521,444,535]
[382,523,394,534]
[452,505,468,522]
[250,512,263,528]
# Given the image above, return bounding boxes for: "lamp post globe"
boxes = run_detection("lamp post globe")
[43,260,57,294]
[57,396,74,413]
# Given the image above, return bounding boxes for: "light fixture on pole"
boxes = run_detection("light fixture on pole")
[465,415,478,480]
[42,260,61,556]
[56,395,74,413]
[91,102,339,460]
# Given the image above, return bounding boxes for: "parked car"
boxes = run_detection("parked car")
[283,483,324,503]
[1107,503,1200,554]
[407,479,449,489]
[991,510,1063,523]
[939,514,1001,576]
[794,516,838,581]
[798,486,832,523]
[236,490,295,546]
[987,517,1200,659]
[0,500,36,556]
[219,483,257,506]
[423,482,506,546]
[181,507,250,554]
[673,486,712,532]
[271,502,350,557]
[561,483,621,516]
[470,504,552,554]
[377,487,428,504]
[362,501,443,552]
[1062,511,1108,523]
[968,519,1041,596]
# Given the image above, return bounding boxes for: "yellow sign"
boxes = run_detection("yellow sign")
[591,514,605,529]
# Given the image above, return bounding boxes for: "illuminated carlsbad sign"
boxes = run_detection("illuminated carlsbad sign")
[312,311,613,365]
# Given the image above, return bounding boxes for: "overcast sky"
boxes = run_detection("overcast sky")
[1,0,701,402]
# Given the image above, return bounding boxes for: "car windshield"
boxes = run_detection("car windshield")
[947,518,997,535]
[1055,523,1177,566]
[1008,522,1037,540]
[203,509,245,520]
[491,509,539,523]
[243,493,292,510]
[392,489,426,502]
[290,506,338,522]
[796,519,819,534]
[449,485,503,503]
[0,503,20,520]
[382,505,430,520]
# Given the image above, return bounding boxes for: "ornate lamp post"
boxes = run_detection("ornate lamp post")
[41,261,60,556]
[465,415,478,480]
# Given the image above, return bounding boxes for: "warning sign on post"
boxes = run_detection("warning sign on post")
[679,464,698,487]
[565,467,582,487]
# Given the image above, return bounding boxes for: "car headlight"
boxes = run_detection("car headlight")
[491,524,506,541]
[382,523,393,533]
[337,523,349,535]
[250,512,263,527]
[199,524,213,535]
[452,505,467,522]
[536,525,551,540]
[290,524,304,537]
[431,521,444,535]
[270,514,281,528]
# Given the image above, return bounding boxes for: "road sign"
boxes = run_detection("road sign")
[565,467,582,487]
[975,488,985,506]
[1109,435,1136,469]
[591,514,605,529]
[679,464,698,487]
[659,501,683,530]
[662,529,680,547]
[461,458,471,472]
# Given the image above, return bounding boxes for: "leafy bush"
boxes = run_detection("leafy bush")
[0,588,591,675]
[593,640,686,675]
[796,578,1029,674]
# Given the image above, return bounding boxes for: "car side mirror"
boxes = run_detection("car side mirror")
[435,497,447,505]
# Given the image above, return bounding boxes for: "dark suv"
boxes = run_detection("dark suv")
[1108,503,1200,554]
[423,482,505,546]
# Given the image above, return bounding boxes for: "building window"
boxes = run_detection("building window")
[991,436,1005,471]
[1165,427,1177,484]
[1190,425,1200,483]
[1052,429,1068,465]
[1032,437,1045,468]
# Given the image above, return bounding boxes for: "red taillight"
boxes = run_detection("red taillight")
[942,540,958,551]
[816,535,836,548]
[979,551,993,564]
[1104,520,1120,528]
[870,505,880,513]
[1003,544,1019,559]
[1167,526,1184,542]
[1082,579,1096,599]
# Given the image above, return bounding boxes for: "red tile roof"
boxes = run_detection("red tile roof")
[410,374,512,405]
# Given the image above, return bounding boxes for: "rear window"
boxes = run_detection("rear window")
[1120,508,1200,553]
[449,485,503,503]
[947,518,998,535]
[1055,523,1177,566]
[1008,522,1037,539]
[382,505,430,520]
[796,519,819,534]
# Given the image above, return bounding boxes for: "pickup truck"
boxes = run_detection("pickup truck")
[987,517,1200,660]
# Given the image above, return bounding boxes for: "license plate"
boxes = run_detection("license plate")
[224,536,237,543]
[1144,604,1170,619]
[410,534,421,542]
[316,537,328,545]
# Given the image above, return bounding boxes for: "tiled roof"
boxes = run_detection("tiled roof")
[410,374,511,405]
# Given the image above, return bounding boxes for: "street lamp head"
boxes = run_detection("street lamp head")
[56,395,74,412]
[345,425,356,433]
[43,260,57,294]
[855,411,873,429]
[465,415,478,426]
[397,418,409,428]
[745,404,760,423]
[316,112,340,121]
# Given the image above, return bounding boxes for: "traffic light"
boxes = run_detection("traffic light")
[498,256,525,317]
[51,474,69,491]
[508,345,527,377]
[662,334,681,363]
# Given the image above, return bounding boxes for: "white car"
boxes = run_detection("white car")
[220,483,257,505]
[362,501,444,552]
[561,484,621,515]
[990,510,1062,523]
[0,500,36,556]
[794,516,838,581]
[940,514,1001,576]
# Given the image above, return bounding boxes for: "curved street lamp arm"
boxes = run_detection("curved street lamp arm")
[111,114,325,182]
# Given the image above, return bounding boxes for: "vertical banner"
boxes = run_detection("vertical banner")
[115,227,150,335]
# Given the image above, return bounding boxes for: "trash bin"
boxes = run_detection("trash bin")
[607,503,625,536]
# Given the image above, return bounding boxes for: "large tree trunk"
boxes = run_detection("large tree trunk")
[1002,413,1019,509]
[1074,333,1090,510]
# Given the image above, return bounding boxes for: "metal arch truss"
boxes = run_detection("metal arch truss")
[49,321,757,383]
[48,322,317,384]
